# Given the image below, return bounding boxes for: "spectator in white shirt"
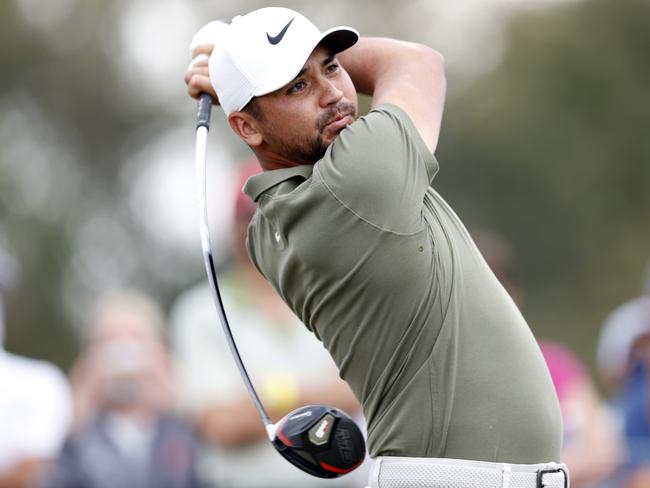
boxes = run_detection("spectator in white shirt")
[0,245,72,488]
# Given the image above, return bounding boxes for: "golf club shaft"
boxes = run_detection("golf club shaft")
[195,93,274,436]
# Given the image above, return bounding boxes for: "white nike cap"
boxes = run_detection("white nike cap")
[208,7,359,115]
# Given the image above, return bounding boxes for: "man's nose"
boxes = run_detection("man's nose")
[319,78,343,107]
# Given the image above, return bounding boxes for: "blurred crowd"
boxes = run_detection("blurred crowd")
[0,165,649,488]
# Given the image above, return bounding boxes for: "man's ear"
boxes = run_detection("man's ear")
[228,112,263,147]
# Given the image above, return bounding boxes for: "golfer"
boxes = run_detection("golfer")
[184,7,568,488]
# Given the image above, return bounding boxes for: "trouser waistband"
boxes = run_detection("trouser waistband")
[366,456,569,488]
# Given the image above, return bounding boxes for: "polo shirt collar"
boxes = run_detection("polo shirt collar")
[243,164,314,202]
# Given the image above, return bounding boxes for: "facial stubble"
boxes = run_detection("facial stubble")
[276,101,357,164]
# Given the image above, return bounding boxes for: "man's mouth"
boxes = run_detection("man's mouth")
[318,103,356,133]
[324,113,353,132]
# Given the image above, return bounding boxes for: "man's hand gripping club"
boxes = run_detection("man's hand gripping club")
[184,21,225,103]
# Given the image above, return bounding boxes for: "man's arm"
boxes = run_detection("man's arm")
[337,38,446,154]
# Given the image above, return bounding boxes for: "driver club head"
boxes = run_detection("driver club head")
[272,405,366,478]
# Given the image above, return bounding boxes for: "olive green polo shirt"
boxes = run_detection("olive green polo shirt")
[243,104,562,462]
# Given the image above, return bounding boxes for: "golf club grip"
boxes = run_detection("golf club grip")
[196,93,213,130]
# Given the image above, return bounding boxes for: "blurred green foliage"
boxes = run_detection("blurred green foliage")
[0,0,165,369]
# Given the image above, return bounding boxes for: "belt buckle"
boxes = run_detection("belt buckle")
[536,467,568,488]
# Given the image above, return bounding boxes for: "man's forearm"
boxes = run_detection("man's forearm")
[337,37,444,101]
[337,36,446,152]
[336,37,387,97]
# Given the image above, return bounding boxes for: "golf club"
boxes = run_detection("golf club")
[194,93,366,478]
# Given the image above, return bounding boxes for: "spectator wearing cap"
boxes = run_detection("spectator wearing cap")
[597,267,650,433]
[596,264,650,395]
[596,264,650,485]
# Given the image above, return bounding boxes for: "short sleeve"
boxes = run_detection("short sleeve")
[315,104,439,234]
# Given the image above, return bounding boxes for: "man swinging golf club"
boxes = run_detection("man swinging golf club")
[184,7,569,488]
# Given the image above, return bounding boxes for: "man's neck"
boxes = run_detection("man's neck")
[252,147,308,171]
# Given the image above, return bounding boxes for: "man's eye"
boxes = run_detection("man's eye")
[327,63,340,73]
[289,81,306,93]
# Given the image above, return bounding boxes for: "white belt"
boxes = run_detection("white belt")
[367,456,569,488]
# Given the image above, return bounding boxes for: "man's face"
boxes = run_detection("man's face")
[254,46,358,164]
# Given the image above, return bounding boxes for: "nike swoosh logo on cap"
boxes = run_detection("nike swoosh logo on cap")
[267,18,295,45]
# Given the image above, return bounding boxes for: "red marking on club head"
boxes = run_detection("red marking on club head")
[319,460,362,474]
[276,424,294,447]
